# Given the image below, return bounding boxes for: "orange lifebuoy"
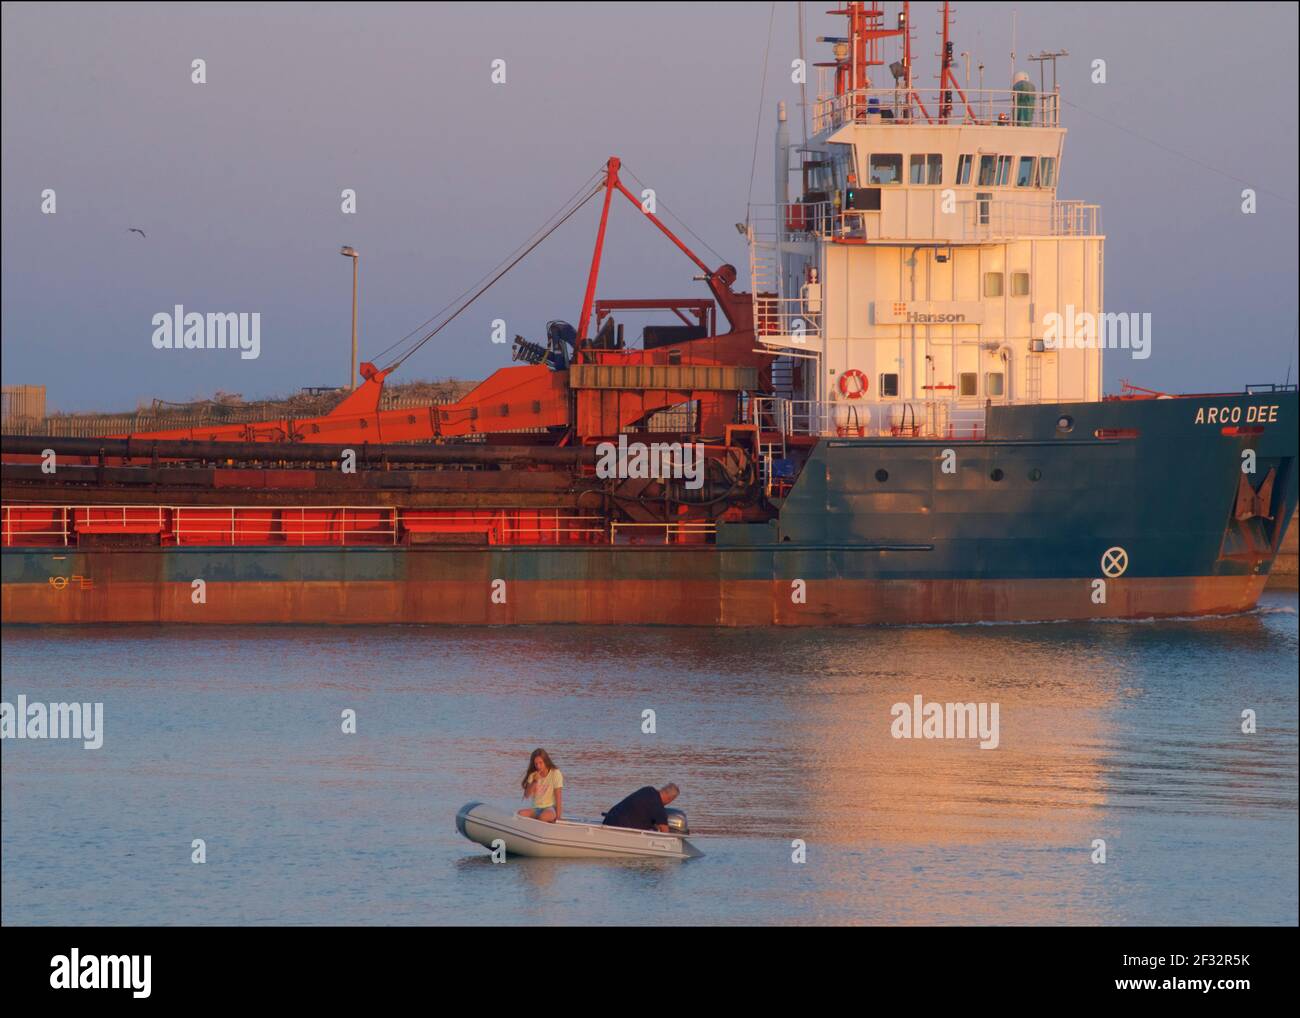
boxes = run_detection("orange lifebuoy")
[838,369,869,399]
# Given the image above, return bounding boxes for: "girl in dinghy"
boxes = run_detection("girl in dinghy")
[518,748,564,823]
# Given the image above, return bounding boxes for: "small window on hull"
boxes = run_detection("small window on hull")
[984,271,1004,297]
[880,373,899,397]
[959,373,978,397]
[986,372,1005,397]
[1011,271,1030,296]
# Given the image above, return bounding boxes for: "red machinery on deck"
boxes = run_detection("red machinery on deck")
[107,156,770,451]
[3,157,780,550]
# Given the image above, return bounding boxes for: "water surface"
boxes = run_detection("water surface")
[3,593,1296,925]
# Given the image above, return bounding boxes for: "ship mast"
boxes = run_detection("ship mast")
[938,1,976,123]
[824,3,986,126]
[824,1,905,119]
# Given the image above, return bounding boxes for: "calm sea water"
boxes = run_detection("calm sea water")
[3,593,1297,926]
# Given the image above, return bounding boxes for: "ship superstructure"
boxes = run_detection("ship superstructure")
[752,0,1100,451]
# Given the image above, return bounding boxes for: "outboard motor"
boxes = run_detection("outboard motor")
[664,808,689,835]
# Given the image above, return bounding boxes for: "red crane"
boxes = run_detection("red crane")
[112,157,766,448]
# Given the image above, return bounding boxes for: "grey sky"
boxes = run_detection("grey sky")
[2,1,1297,411]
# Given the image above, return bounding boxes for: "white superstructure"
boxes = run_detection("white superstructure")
[749,4,1103,440]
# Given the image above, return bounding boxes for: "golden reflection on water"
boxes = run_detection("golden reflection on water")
[786,629,1120,848]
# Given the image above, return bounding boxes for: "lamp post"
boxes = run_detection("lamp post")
[339,246,359,389]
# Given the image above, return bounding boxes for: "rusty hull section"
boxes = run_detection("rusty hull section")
[3,545,1269,626]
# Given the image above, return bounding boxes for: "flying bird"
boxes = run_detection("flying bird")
[127,227,146,238]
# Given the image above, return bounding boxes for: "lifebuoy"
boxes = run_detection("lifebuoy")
[838,369,869,399]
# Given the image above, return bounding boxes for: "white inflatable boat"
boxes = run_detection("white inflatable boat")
[456,802,702,860]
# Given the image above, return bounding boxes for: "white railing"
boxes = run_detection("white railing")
[747,219,779,346]
[403,512,605,544]
[813,87,1060,133]
[609,521,717,545]
[754,296,821,345]
[0,505,710,548]
[753,199,1099,246]
[2,505,71,546]
[747,208,826,345]
[959,198,1100,240]
[168,507,400,546]
[750,397,989,441]
[755,201,839,242]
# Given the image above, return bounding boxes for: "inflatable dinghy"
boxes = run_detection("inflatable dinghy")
[456,802,702,860]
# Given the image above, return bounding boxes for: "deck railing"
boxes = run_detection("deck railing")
[813,87,1060,133]
[958,198,1100,240]
[750,396,988,443]
[754,198,1099,247]
[609,521,717,545]
[754,296,822,344]
[0,395,465,438]
[0,506,714,548]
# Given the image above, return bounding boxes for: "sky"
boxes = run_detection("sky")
[2,1,1297,412]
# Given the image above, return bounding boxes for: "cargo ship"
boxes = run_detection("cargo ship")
[3,2,1296,626]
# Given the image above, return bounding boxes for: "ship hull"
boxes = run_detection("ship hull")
[0,547,1272,626]
[3,392,1295,626]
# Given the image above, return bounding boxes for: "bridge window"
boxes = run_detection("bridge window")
[959,373,978,397]
[909,153,943,184]
[955,154,973,185]
[1011,271,1030,296]
[984,271,1004,297]
[977,155,997,186]
[803,156,835,198]
[870,153,903,184]
[986,372,1005,397]
[1016,156,1036,187]
[879,373,899,397]
[995,155,1013,186]
[976,191,992,224]
[1038,156,1057,188]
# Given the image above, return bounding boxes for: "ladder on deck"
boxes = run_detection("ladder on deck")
[748,231,779,337]
[770,355,797,399]
[756,398,791,496]
[1025,353,1043,404]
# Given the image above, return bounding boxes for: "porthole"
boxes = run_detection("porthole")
[990,468,1005,482]
[875,468,889,483]
[1056,414,1074,433]
[1028,467,1042,482]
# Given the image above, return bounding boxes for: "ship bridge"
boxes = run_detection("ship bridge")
[749,2,1104,444]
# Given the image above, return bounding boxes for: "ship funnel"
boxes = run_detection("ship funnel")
[775,100,789,207]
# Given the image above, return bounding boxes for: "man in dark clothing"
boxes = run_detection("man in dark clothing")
[602,783,680,832]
